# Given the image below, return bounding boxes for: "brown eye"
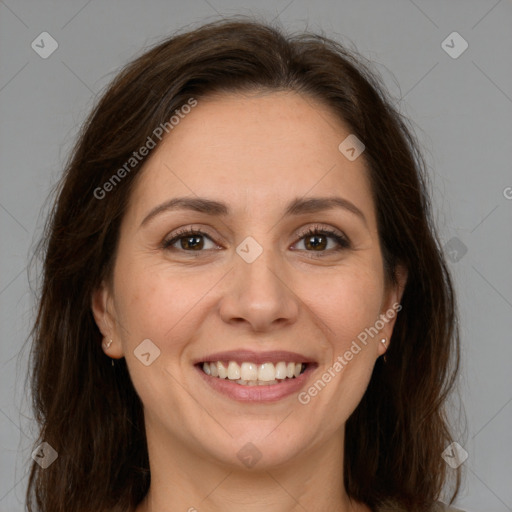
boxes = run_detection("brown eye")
[294,227,351,253]
[162,229,217,252]
[176,234,205,250]
[304,233,328,251]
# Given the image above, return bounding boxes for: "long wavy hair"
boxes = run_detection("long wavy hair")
[25,17,462,512]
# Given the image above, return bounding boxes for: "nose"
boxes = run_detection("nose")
[218,242,299,333]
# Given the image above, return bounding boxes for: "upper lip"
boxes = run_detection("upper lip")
[194,350,316,366]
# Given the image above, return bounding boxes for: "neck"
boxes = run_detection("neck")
[135,424,369,512]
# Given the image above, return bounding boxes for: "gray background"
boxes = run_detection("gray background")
[1,1,511,511]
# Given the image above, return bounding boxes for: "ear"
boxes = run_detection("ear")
[91,280,124,359]
[377,264,408,356]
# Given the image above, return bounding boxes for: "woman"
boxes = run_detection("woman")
[26,17,464,512]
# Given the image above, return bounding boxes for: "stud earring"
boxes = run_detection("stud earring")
[380,338,388,363]
[105,338,113,349]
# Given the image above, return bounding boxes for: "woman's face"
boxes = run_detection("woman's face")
[93,90,405,471]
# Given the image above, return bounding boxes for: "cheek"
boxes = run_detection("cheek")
[307,264,384,344]
[113,259,222,364]
[114,258,187,337]
[113,266,196,414]
[301,269,383,422]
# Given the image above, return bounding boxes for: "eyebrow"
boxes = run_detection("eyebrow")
[140,195,367,228]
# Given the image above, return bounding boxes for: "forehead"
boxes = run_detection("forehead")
[126,91,375,225]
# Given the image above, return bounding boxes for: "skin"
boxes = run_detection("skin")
[92,90,407,512]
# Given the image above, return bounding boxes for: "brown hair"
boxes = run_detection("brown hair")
[25,16,462,512]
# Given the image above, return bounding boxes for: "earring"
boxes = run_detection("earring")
[102,339,115,367]
[381,338,388,363]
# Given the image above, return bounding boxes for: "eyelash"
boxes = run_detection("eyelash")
[161,225,351,256]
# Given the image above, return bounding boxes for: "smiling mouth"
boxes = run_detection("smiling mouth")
[199,361,308,386]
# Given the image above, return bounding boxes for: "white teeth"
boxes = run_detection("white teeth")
[258,362,275,381]
[259,379,277,385]
[202,360,306,384]
[217,361,227,379]
[240,362,258,381]
[275,361,287,379]
[235,378,278,386]
[227,361,241,380]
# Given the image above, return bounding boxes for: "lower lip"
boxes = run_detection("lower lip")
[195,364,316,402]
